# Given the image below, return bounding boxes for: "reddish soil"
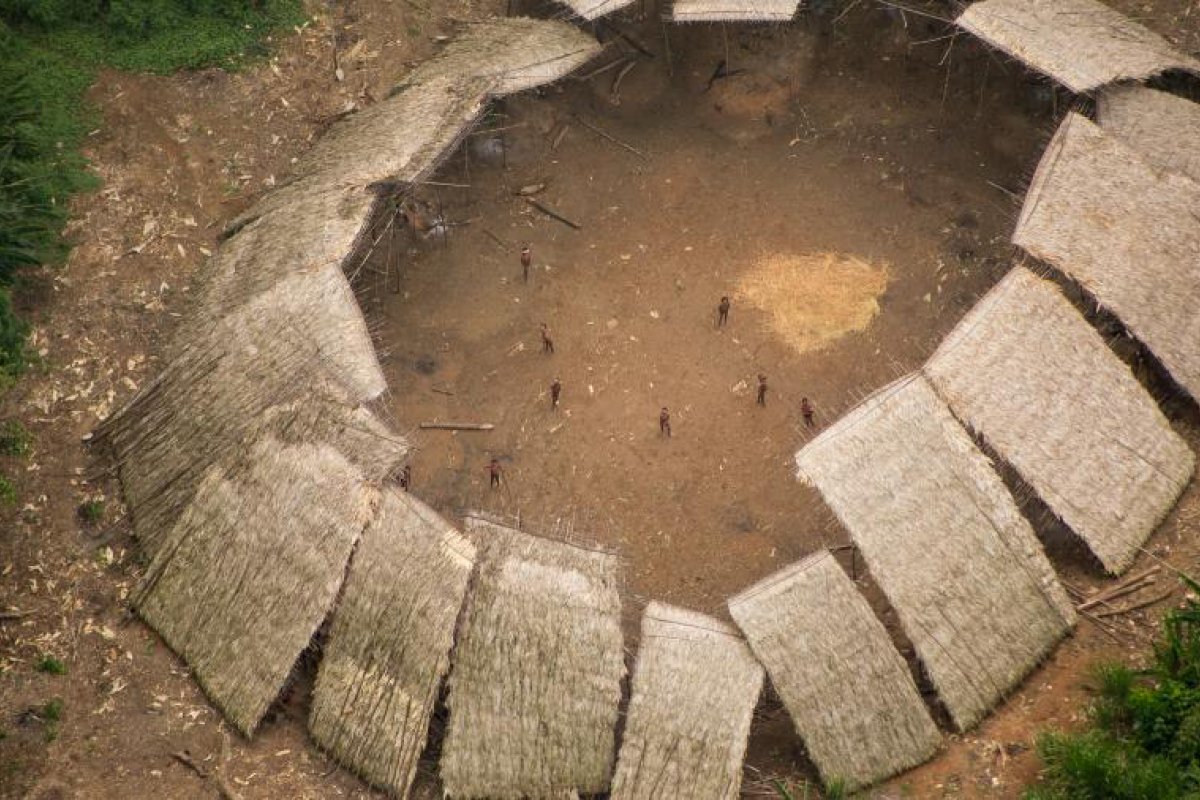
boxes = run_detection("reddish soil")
[1,2,1198,799]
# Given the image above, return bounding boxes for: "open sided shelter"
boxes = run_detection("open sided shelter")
[610,602,763,800]
[671,0,800,22]
[729,551,939,790]
[133,437,373,735]
[97,17,600,746]
[1097,85,1200,183]
[795,376,1075,731]
[440,519,625,798]
[1014,112,1200,401]
[310,491,476,798]
[925,267,1194,574]
[956,0,1200,94]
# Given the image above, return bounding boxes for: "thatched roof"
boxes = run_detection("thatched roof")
[99,17,599,743]
[440,518,625,798]
[925,267,1194,574]
[94,278,405,557]
[310,489,476,798]
[1097,85,1200,182]
[194,17,600,347]
[671,0,800,22]
[795,375,1075,731]
[1014,112,1200,401]
[553,0,637,21]
[728,551,940,791]
[956,0,1200,93]
[610,602,764,800]
[133,437,373,735]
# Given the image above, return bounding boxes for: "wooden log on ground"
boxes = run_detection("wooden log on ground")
[419,422,495,431]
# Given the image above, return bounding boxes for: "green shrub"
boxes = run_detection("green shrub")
[77,498,103,523]
[0,474,15,506]
[1025,577,1200,798]
[0,419,30,456]
[34,655,65,675]
[40,698,62,721]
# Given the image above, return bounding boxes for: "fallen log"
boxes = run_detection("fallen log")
[419,422,495,431]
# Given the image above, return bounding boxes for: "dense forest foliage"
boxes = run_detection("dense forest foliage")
[0,0,301,390]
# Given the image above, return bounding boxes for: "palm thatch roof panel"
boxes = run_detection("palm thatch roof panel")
[925,267,1194,573]
[956,0,1200,93]
[554,0,637,20]
[440,521,625,799]
[1014,112,1200,400]
[671,0,801,22]
[192,183,379,323]
[134,438,373,735]
[310,490,475,798]
[728,552,940,791]
[1097,85,1200,183]
[95,277,404,557]
[610,602,764,800]
[795,375,1075,731]
[405,17,602,97]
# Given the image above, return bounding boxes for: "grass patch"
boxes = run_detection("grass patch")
[77,498,103,523]
[34,655,65,675]
[0,0,303,389]
[0,419,31,456]
[0,474,14,506]
[40,698,62,722]
[1025,576,1200,799]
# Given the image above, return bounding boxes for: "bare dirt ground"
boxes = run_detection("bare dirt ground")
[1,1,1198,799]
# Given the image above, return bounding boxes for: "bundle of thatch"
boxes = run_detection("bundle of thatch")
[1014,112,1200,401]
[134,437,374,735]
[728,551,940,791]
[553,0,637,21]
[610,602,764,800]
[925,267,1194,574]
[956,0,1200,93]
[1097,85,1200,183]
[671,0,800,22]
[795,375,1075,731]
[310,490,476,798]
[440,519,624,798]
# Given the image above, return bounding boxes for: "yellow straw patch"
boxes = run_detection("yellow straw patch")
[736,252,889,354]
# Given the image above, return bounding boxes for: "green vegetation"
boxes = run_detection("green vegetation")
[40,698,62,722]
[1025,577,1200,799]
[0,419,31,456]
[77,498,103,523]
[0,475,14,506]
[34,655,66,675]
[0,0,303,389]
[40,698,62,742]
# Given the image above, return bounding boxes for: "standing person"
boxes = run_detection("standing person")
[659,407,672,438]
[717,295,731,327]
[550,377,562,409]
[488,458,502,489]
[540,323,555,354]
[521,243,532,283]
[757,373,768,406]
[801,397,816,428]
[398,464,412,492]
